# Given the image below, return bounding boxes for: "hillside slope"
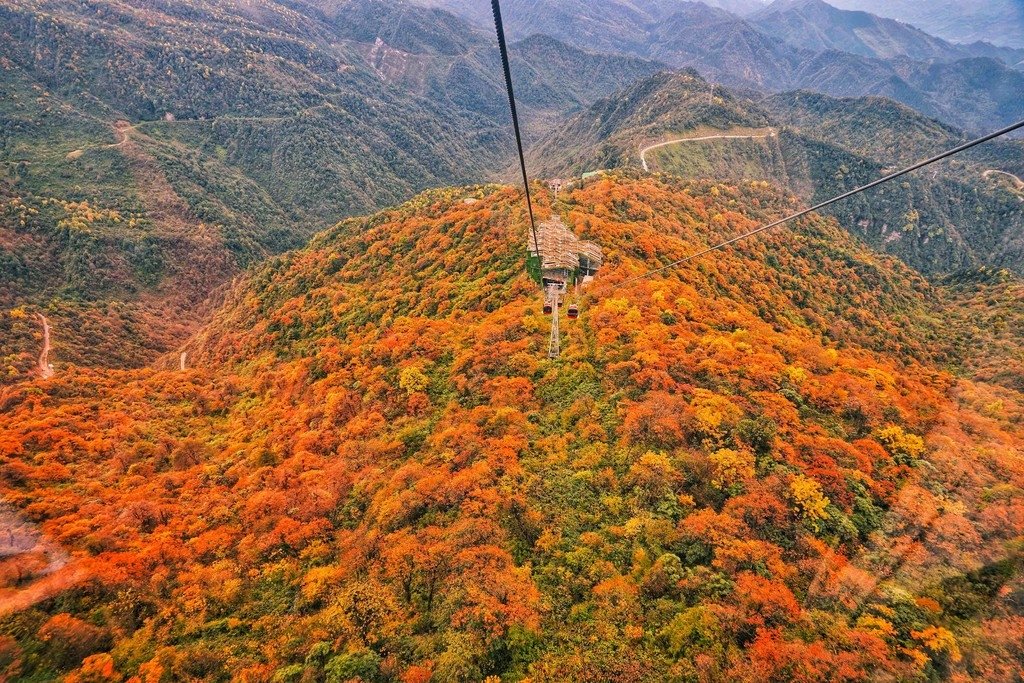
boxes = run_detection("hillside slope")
[531,73,1024,277]
[0,0,664,382]
[1,176,1024,681]
[528,71,773,176]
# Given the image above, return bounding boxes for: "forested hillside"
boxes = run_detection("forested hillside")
[941,267,1024,393]
[4,1,1024,681]
[529,71,773,176]
[5,0,1020,384]
[531,72,1024,277]
[0,0,663,382]
[2,176,1024,681]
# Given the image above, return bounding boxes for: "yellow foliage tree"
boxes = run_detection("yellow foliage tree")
[398,367,430,395]
[709,448,755,490]
[687,389,742,447]
[875,425,926,459]
[911,625,962,663]
[630,451,673,482]
[790,475,830,530]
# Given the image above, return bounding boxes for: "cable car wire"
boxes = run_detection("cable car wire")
[491,0,541,257]
[596,117,1024,295]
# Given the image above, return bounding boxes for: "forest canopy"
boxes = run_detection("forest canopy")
[2,175,1024,681]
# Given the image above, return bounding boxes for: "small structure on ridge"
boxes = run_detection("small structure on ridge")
[527,215,603,287]
[526,215,603,358]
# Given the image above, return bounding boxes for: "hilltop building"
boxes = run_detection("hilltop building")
[527,215,603,288]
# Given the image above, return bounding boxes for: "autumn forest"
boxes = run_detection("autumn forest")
[2,173,1024,681]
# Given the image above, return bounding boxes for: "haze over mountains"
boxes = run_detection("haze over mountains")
[828,0,1024,49]
[752,0,1024,66]
[425,0,1024,134]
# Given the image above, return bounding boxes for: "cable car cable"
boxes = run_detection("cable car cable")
[596,117,1024,295]
[490,0,541,257]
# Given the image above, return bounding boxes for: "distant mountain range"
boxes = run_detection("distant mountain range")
[827,0,1024,49]
[424,0,1024,134]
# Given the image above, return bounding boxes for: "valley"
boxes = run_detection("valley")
[0,0,664,383]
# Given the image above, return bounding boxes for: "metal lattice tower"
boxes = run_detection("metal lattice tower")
[547,283,561,359]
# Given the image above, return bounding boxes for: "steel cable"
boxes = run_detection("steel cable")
[491,0,541,257]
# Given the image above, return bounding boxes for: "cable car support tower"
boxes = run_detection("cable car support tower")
[492,0,604,358]
[547,284,561,358]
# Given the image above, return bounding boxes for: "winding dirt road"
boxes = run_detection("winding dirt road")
[640,129,776,172]
[983,169,1024,190]
[66,122,136,158]
[36,314,53,379]
[108,122,135,148]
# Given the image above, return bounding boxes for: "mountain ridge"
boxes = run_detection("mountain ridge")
[421,0,1024,134]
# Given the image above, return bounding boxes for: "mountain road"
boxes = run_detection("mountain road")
[640,129,777,172]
